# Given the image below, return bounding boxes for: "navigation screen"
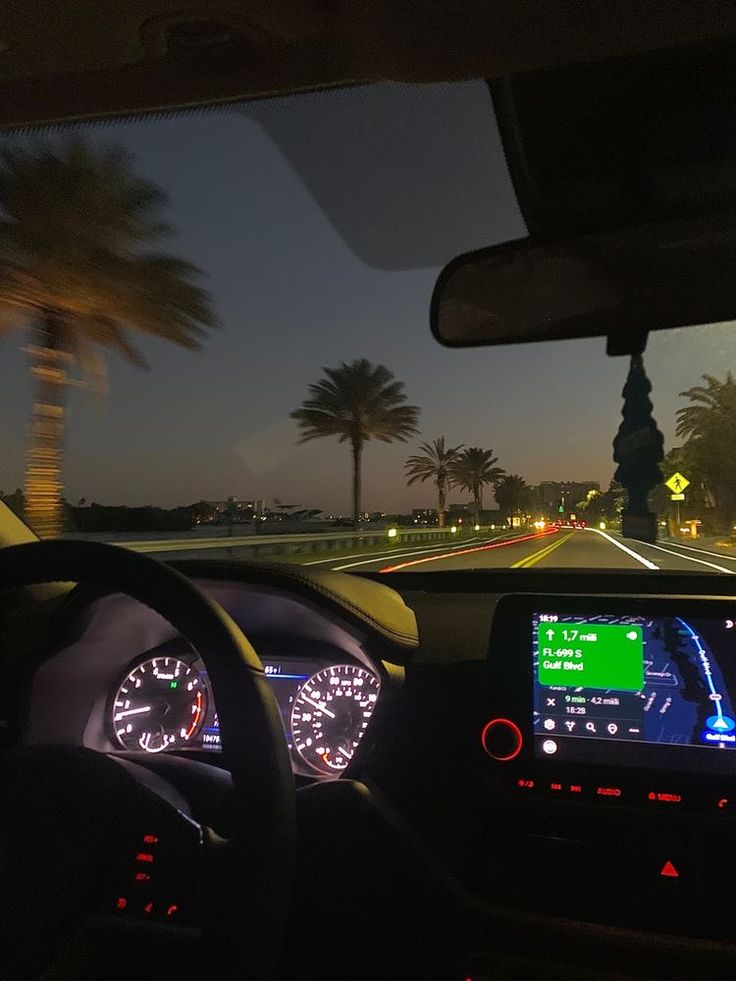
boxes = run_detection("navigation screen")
[533,612,736,773]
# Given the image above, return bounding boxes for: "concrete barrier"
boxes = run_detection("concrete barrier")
[116,526,468,561]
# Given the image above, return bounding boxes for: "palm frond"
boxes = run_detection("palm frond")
[291,359,420,446]
[0,139,216,362]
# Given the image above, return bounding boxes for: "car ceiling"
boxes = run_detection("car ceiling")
[0,1,735,129]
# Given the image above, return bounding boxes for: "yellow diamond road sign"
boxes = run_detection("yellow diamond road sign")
[665,472,690,494]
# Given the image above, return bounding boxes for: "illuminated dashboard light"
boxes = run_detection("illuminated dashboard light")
[136,852,155,863]
[647,791,682,804]
[660,860,679,878]
[142,834,159,844]
[480,718,523,761]
[116,897,128,910]
[595,786,622,797]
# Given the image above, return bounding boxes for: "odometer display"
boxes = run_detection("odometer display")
[111,656,207,753]
[290,664,380,773]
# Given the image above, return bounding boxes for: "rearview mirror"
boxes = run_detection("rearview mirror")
[432,41,736,348]
[431,213,736,348]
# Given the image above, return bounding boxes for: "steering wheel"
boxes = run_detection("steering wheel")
[0,540,296,980]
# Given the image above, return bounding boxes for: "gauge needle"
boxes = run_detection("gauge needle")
[114,706,151,719]
[302,695,336,719]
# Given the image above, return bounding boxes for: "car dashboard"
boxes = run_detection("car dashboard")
[27,578,392,781]
[17,562,736,980]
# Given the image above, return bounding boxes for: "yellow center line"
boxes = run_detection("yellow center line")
[512,531,576,569]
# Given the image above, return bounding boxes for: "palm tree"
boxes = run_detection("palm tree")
[676,372,736,525]
[675,373,736,441]
[291,359,419,527]
[448,447,505,526]
[404,437,463,527]
[0,140,216,538]
[494,474,529,521]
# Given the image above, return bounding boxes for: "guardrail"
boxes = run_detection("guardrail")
[117,526,469,560]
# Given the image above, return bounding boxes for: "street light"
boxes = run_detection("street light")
[387,527,398,539]
[474,524,480,532]
[450,525,458,534]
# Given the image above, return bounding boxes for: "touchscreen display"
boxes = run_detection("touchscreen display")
[533,612,736,770]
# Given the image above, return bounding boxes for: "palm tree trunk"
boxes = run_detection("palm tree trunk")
[351,438,363,529]
[24,315,70,538]
[438,479,446,528]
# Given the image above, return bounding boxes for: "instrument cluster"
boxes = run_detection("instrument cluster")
[109,648,381,776]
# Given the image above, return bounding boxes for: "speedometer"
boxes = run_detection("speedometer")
[111,656,208,753]
[290,663,380,773]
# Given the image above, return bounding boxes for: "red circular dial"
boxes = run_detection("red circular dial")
[481,718,522,761]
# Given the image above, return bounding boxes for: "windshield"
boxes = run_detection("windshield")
[1,81,736,575]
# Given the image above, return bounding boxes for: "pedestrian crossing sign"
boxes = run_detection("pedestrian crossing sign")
[665,472,690,494]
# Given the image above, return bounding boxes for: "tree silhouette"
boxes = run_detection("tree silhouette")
[291,359,419,527]
[676,372,736,525]
[494,473,529,519]
[0,140,216,537]
[404,437,463,527]
[449,447,505,526]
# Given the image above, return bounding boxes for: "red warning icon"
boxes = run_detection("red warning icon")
[660,860,679,878]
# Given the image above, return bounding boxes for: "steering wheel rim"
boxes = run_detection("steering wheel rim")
[0,539,296,979]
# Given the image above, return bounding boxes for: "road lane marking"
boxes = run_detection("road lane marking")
[304,536,484,567]
[376,528,559,573]
[330,537,499,571]
[658,540,736,563]
[627,539,735,574]
[583,528,659,570]
[306,544,450,567]
[512,531,575,568]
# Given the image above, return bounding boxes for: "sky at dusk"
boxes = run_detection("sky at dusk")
[1,80,736,515]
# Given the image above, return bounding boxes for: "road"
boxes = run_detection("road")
[306,528,736,574]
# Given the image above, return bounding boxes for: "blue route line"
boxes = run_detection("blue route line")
[676,616,723,719]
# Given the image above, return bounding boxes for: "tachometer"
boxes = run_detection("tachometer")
[290,663,380,773]
[111,656,207,753]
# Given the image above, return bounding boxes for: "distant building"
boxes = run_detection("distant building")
[536,481,600,508]
[412,508,438,524]
[202,498,267,524]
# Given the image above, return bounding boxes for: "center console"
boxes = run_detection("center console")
[479,594,736,939]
